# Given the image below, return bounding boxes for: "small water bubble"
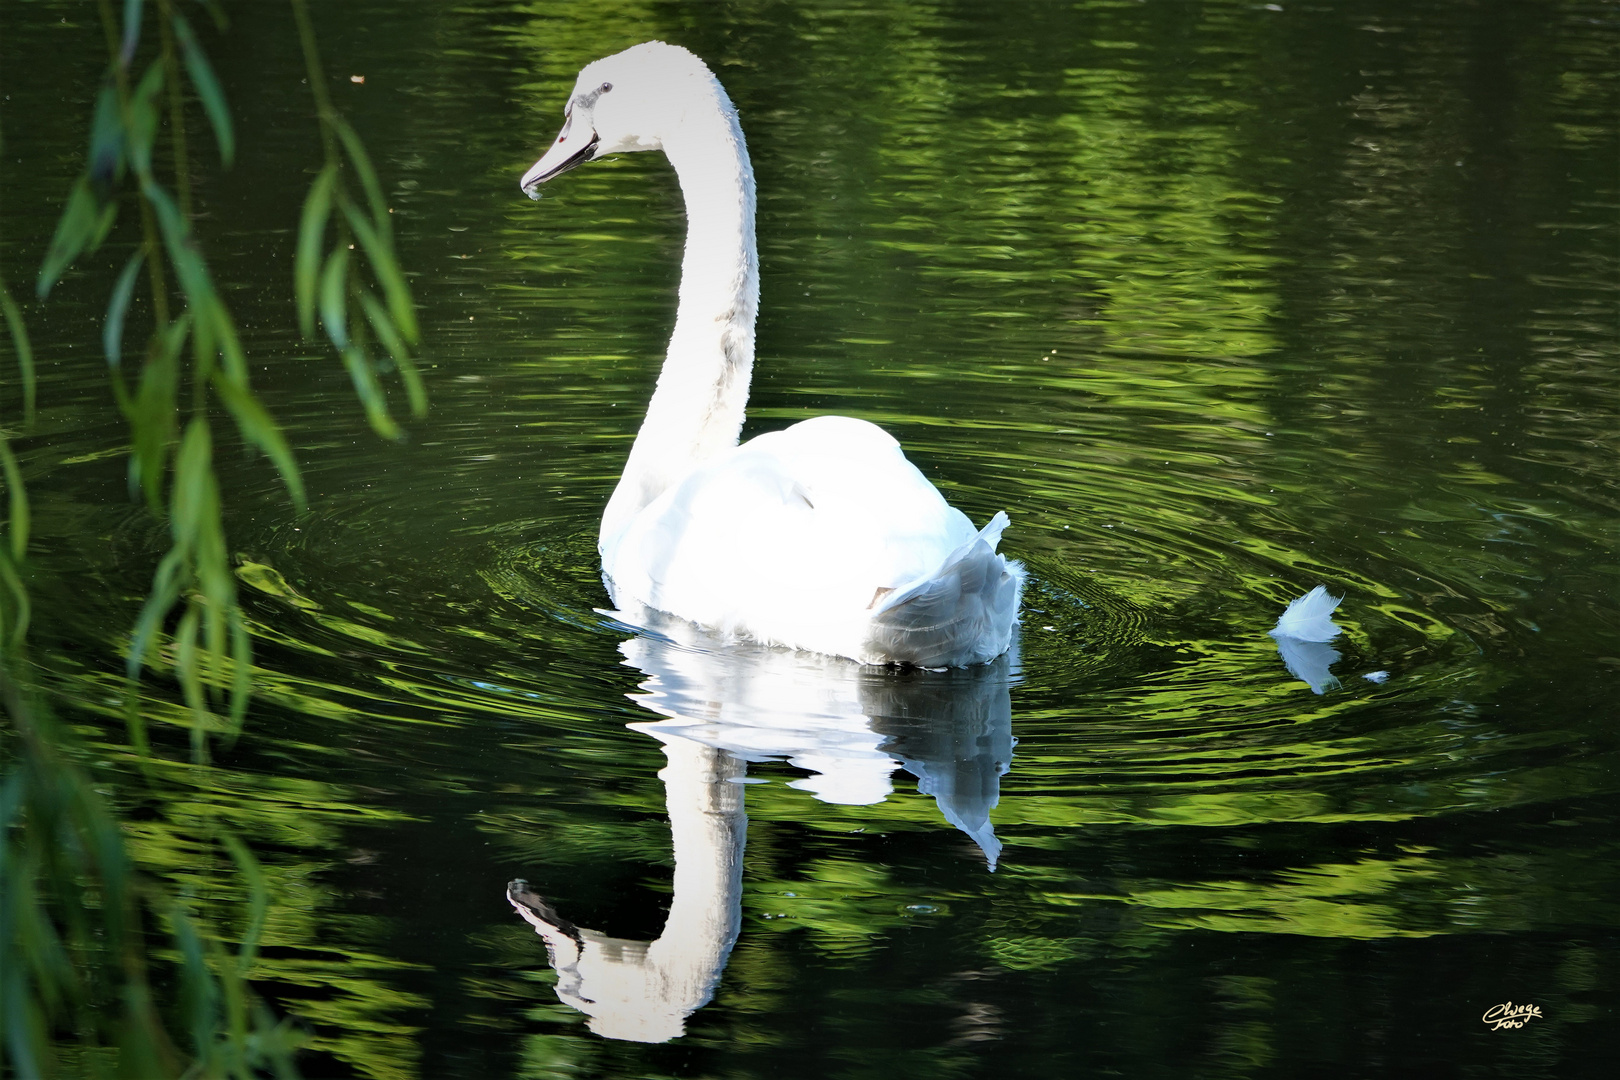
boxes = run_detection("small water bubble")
[904,903,940,915]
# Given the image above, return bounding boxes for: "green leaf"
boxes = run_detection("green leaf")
[0,430,30,648]
[120,0,145,60]
[37,177,117,298]
[196,0,228,31]
[128,547,183,677]
[210,371,307,511]
[340,346,401,440]
[191,293,219,384]
[330,115,389,229]
[167,905,220,1060]
[0,435,29,562]
[170,417,214,555]
[0,279,36,422]
[0,968,48,1080]
[103,247,146,369]
[213,307,248,384]
[88,81,127,192]
[193,293,248,384]
[126,317,187,512]
[174,603,208,747]
[127,60,166,178]
[143,182,216,306]
[0,534,29,649]
[172,12,234,167]
[359,288,426,417]
[295,165,336,339]
[318,244,350,349]
[341,199,419,344]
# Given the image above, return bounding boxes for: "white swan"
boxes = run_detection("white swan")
[521,41,1022,668]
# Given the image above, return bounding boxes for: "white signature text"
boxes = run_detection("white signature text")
[1482,1002,1543,1030]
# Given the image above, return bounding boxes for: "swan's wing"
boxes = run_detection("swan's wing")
[868,512,1024,667]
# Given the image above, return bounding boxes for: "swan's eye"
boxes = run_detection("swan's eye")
[599,82,612,93]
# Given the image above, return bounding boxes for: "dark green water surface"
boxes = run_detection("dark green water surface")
[3,1,1618,1076]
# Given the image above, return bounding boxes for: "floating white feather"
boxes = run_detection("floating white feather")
[1270,585,1343,643]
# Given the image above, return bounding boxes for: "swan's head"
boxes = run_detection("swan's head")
[521,41,721,199]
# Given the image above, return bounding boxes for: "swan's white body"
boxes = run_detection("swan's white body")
[523,41,1022,667]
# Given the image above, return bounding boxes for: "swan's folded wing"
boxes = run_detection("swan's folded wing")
[867,512,1023,667]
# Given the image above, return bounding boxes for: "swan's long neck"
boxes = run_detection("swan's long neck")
[601,84,758,547]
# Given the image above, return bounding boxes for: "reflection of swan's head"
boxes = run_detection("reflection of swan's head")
[507,880,690,1043]
[522,41,724,196]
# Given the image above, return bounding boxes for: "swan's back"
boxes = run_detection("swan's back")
[602,417,1023,667]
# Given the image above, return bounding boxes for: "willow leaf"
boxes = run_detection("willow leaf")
[103,247,146,369]
[167,905,219,1060]
[172,13,234,166]
[175,604,207,749]
[127,60,166,178]
[128,547,184,676]
[120,0,144,63]
[0,546,30,648]
[0,279,35,421]
[170,418,214,556]
[295,164,336,339]
[341,346,400,440]
[127,318,187,513]
[329,115,389,229]
[37,177,116,299]
[341,200,419,344]
[206,297,248,384]
[88,81,126,192]
[359,288,426,416]
[318,245,350,349]
[210,371,306,511]
[143,182,217,308]
[0,436,28,561]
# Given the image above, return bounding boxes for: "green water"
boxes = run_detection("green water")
[3,0,1618,1076]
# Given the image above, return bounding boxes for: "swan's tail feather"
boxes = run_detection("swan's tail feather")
[865,511,1024,668]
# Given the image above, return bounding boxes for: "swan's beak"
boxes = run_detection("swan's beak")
[521,111,599,199]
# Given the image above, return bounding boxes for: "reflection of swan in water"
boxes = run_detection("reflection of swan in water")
[622,612,1017,867]
[508,734,744,1044]
[508,619,1017,1042]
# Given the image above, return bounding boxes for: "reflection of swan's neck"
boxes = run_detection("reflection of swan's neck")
[512,738,746,1043]
[602,88,759,545]
[651,736,746,978]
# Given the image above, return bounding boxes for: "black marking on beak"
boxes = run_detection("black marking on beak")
[521,106,602,196]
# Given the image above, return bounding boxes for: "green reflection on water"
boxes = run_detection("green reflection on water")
[4,0,1618,1075]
